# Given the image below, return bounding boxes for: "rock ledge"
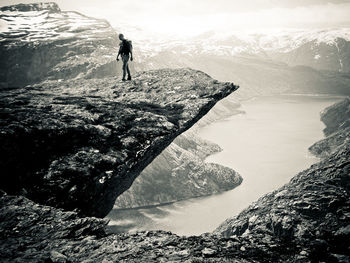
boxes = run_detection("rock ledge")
[0,68,238,217]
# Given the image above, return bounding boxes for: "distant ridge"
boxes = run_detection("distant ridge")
[0,2,60,12]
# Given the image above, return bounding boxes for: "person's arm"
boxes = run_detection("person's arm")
[116,44,122,61]
[130,49,133,61]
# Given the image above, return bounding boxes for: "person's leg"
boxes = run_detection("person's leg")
[122,60,127,80]
[127,63,131,80]
[122,55,129,80]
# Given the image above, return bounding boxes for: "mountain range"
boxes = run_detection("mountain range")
[127,27,350,73]
[1,3,350,262]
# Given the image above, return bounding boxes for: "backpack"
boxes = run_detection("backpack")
[121,39,132,55]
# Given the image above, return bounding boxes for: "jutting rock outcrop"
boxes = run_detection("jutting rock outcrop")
[0,68,238,217]
[1,1,243,212]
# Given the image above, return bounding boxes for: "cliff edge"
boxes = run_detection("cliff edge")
[0,68,238,217]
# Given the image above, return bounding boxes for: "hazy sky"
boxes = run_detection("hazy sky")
[1,0,350,35]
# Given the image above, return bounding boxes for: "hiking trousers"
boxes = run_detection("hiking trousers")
[121,54,131,79]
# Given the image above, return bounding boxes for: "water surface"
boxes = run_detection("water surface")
[107,95,342,236]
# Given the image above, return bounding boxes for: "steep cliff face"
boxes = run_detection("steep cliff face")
[114,130,242,208]
[309,97,350,157]
[0,2,119,87]
[0,68,238,217]
[214,143,350,262]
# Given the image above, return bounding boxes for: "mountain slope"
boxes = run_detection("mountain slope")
[309,97,350,158]
[132,28,350,73]
[127,28,350,96]
[0,2,119,87]
[114,130,242,208]
[137,52,350,96]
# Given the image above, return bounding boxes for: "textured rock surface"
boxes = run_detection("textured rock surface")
[215,141,350,262]
[1,142,349,262]
[309,97,350,157]
[114,130,242,208]
[0,192,290,263]
[0,68,238,217]
[0,2,119,87]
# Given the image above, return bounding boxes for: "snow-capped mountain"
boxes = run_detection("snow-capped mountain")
[121,27,350,73]
[0,2,120,87]
[108,25,350,96]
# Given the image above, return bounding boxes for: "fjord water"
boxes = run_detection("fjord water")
[108,95,342,236]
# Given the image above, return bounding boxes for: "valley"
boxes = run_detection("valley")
[0,2,349,262]
[108,94,343,235]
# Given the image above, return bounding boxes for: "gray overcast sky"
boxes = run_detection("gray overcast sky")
[1,0,350,35]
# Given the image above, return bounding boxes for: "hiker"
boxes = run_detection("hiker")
[116,33,133,81]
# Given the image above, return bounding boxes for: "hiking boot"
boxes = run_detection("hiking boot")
[127,76,132,81]
[122,78,126,81]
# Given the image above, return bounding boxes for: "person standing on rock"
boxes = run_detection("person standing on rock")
[116,33,133,81]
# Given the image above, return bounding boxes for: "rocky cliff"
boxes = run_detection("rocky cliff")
[0,2,244,213]
[0,191,273,263]
[213,143,350,262]
[0,68,238,218]
[309,97,350,158]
